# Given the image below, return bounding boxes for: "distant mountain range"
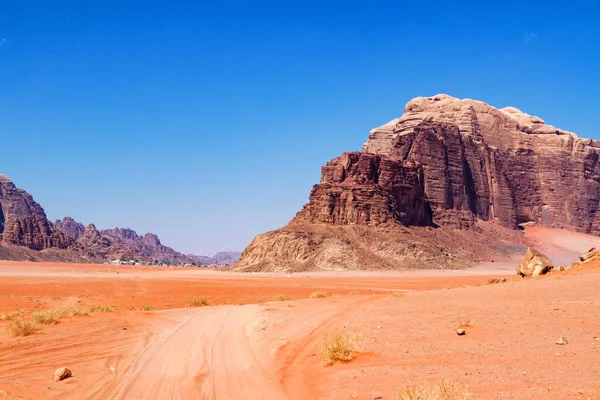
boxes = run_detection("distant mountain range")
[0,174,240,265]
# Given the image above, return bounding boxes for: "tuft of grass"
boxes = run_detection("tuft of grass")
[274,294,292,302]
[320,329,360,366]
[310,291,332,298]
[31,309,64,325]
[392,292,404,297]
[187,296,210,307]
[7,319,40,337]
[84,304,115,313]
[0,311,21,321]
[139,305,158,311]
[395,379,468,400]
[348,291,360,295]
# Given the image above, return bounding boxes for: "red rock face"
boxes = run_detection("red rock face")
[0,175,72,250]
[236,94,600,271]
[346,95,600,234]
[295,152,432,227]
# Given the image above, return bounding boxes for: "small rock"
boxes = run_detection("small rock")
[556,336,568,345]
[456,328,466,336]
[54,367,72,382]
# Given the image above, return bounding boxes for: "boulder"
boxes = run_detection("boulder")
[579,247,600,263]
[53,367,72,382]
[517,248,554,277]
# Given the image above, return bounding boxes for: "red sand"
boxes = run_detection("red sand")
[0,227,598,399]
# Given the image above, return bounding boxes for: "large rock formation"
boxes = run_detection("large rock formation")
[236,94,600,271]
[0,175,72,250]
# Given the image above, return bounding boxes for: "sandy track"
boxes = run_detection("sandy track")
[78,306,283,400]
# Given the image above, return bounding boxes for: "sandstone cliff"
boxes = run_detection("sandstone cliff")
[0,175,73,251]
[236,95,599,271]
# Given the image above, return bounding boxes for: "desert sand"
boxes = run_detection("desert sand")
[0,227,599,399]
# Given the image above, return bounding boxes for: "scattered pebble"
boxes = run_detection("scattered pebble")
[456,328,466,336]
[556,336,568,345]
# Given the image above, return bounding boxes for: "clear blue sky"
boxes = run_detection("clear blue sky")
[1,1,599,255]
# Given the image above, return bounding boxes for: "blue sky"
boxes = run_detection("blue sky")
[1,1,599,255]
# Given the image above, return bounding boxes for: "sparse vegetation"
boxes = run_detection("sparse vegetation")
[32,309,64,325]
[310,291,332,298]
[139,305,158,311]
[349,291,360,295]
[7,319,40,337]
[395,379,468,400]
[187,296,210,307]
[0,311,21,321]
[84,304,115,313]
[320,329,360,366]
[274,294,292,301]
[392,292,404,297]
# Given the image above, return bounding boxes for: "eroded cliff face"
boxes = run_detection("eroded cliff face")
[0,175,72,250]
[236,95,600,271]
[362,94,600,232]
[295,152,432,227]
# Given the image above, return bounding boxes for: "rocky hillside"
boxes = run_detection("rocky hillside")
[0,175,239,264]
[236,94,600,271]
[0,175,73,253]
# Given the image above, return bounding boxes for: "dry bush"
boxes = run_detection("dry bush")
[392,292,404,297]
[187,297,210,307]
[310,291,332,298]
[139,305,158,311]
[0,311,21,321]
[395,379,468,400]
[32,309,64,325]
[84,305,115,313]
[320,329,360,366]
[7,319,40,337]
[274,294,292,302]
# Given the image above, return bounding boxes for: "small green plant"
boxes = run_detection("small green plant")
[310,291,332,298]
[274,294,291,302]
[395,379,468,400]
[187,297,210,307]
[320,329,360,366]
[7,319,40,337]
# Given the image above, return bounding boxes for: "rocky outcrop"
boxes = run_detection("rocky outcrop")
[0,175,73,250]
[363,94,600,232]
[237,94,600,271]
[517,248,554,277]
[54,217,85,240]
[295,152,432,227]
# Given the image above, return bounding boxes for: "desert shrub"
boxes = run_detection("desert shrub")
[395,379,468,400]
[274,294,291,301]
[7,319,40,337]
[310,291,332,298]
[187,297,210,307]
[32,309,64,325]
[320,329,360,366]
[0,311,21,321]
[139,305,157,311]
[84,305,115,313]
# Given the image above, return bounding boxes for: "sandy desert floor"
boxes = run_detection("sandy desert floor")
[0,227,599,400]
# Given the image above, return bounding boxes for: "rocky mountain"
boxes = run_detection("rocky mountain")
[0,175,239,265]
[236,94,600,271]
[0,175,73,252]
